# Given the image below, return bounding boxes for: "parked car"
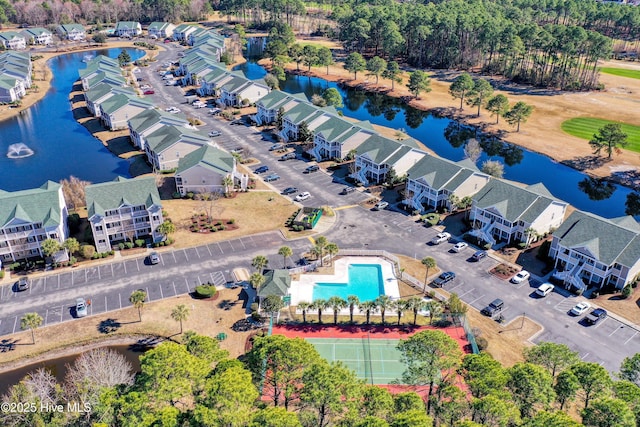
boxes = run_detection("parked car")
[162,74,173,80]
[279,152,297,161]
[143,90,155,95]
[208,130,221,137]
[295,192,311,202]
[511,270,531,284]
[264,174,280,182]
[76,298,88,318]
[269,144,284,151]
[452,242,468,252]
[373,201,389,210]
[136,77,145,82]
[16,277,30,292]
[165,107,180,114]
[193,101,206,109]
[208,108,221,115]
[254,165,269,174]
[304,164,320,173]
[433,271,456,287]
[340,186,356,195]
[164,38,171,43]
[584,308,607,325]
[149,252,160,265]
[431,232,451,245]
[481,299,504,317]
[471,250,487,261]
[570,302,591,316]
[139,84,151,90]
[536,283,555,297]
[282,187,298,195]
[230,119,244,125]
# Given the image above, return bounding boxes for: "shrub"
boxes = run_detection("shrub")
[195,284,217,299]
[166,238,174,245]
[125,242,134,249]
[109,250,115,256]
[173,192,182,199]
[92,253,99,259]
[476,336,489,351]
[622,284,633,299]
[250,302,259,312]
[518,242,527,249]
[0,271,4,279]
[218,225,225,231]
[412,210,421,216]
[118,243,125,250]
[536,240,551,260]
[67,213,81,234]
[81,245,96,259]
[69,256,77,265]
[483,243,492,250]
[251,311,263,321]
[187,192,194,199]
[135,239,145,248]
[227,219,235,224]
[422,213,440,227]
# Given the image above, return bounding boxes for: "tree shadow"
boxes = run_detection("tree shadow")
[218,299,236,311]
[0,338,22,352]
[97,318,122,334]
[128,336,163,352]
[561,155,609,171]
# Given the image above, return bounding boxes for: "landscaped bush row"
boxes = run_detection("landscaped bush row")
[152,238,174,248]
[194,283,217,299]
[285,209,301,227]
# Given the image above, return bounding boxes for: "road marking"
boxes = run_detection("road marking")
[172,281,177,296]
[111,264,114,277]
[119,294,122,309]
[85,269,88,282]
[206,245,212,257]
[12,316,17,333]
[468,294,485,306]
[44,309,49,325]
[581,352,590,360]
[98,267,101,280]
[123,262,127,274]
[217,242,224,254]
[184,278,190,293]
[334,205,358,211]
[136,259,140,271]
[184,249,191,260]
[105,295,107,312]
[308,236,316,245]
[239,239,246,250]
[172,251,177,263]
[159,284,164,299]
[146,286,151,301]
[609,326,622,337]
[228,240,235,251]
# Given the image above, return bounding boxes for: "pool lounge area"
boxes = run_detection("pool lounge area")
[289,257,401,312]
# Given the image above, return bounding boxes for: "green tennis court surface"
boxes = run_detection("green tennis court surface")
[306,337,406,385]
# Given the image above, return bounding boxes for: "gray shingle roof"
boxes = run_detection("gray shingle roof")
[554,210,640,267]
[176,145,235,175]
[257,269,291,298]
[355,134,413,164]
[407,154,476,190]
[145,125,210,153]
[127,108,189,134]
[86,177,161,218]
[0,181,62,228]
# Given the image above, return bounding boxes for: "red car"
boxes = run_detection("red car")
[143,90,155,95]
[164,39,171,43]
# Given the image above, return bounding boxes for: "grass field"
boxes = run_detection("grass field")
[561,117,640,153]
[599,67,640,80]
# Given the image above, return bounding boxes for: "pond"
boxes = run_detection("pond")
[236,39,635,219]
[0,48,144,192]
[0,343,149,397]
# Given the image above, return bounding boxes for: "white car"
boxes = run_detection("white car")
[511,270,531,284]
[452,242,468,252]
[165,107,180,114]
[373,201,389,210]
[431,232,451,245]
[139,84,151,90]
[294,192,311,202]
[536,283,555,297]
[570,301,591,316]
[208,130,221,137]
[193,102,206,109]
[76,298,88,318]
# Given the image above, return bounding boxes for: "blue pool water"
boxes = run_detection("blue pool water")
[312,264,385,301]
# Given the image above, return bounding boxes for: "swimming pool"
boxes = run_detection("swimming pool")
[312,264,384,301]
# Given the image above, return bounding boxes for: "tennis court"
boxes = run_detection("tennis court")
[306,337,406,385]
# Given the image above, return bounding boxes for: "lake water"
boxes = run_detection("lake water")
[236,42,634,219]
[0,48,143,192]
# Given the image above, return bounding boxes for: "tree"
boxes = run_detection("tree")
[347,295,360,324]
[263,295,285,318]
[481,159,505,178]
[60,175,90,210]
[362,386,395,419]
[41,238,61,258]
[467,78,494,117]
[250,272,265,290]
[461,352,508,398]
[264,73,280,90]
[625,193,640,217]
[525,342,580,377]
[393,299,408,326]
[397,330,463,412]
[570,361,612,408]
[344,52,367,79]
[359,300,379,325]
[278,246,293,269]
[322,88,343,108]
[251,407,303,427]
[505,101,534,131]
[92,32,106,44]
[506,362,555,418]
[289,43,304,71]
[117,49,131,66]
[298,121,313,143]
[394,392,425,413]
[246,335,321,409]
[302,44,318,71]
[316,47,334,75]
[382,61,402,91]
[222,176,233,196]
[298,301,311,323]
[486,94,509,124]
[449,73,475,110]
[366,56,387,84]
[63,237,80,256]
[423,300,443,325]
[327,296,346,325]
[582,398,635,427]
[555,370,580,411]
[157,220,175,239]
[325,242,339,266]
[170,304,189,334]
[521,410,581,427]
[129,289,146,322]
[421,257,437,294]
[589,123,629,159]
[431,384,467,427]
[20,312,43,344]
[447,293,468,316]
[314,236,328,266]
[407,70,431,99]
[311,299,329,324]
[184,332,229,364]
[375,295,393,325]
[620,354,640,386]
[472,394,522,426]
[405,296,426,326]
[464,138,483,163]
[252,255,269,273]
[613,380,640,426]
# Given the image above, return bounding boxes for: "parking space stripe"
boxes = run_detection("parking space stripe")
[44,309,49,325]
[173,281,177,296]
[625,332,637,345]
[581,352,590,360]
[228,241,235,251]
[136,259,140,271]
[123,262,127,274]
[468,294,485,305]
[104,295,107,312]
[146,287,151,301]
[217,242,224,254]
[12,316,17,333]
[159,284,164,299]
[119,294,122,309]
[239,239,246,250]
[172,251,177,263]
[206,245,212,256]
[609,326,622,336]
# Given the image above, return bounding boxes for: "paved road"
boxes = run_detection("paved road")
[2,43,638,373]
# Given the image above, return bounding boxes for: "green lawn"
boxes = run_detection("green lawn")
[599,67,640,80]
[561,118,640,153]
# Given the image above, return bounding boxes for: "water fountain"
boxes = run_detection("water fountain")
[6,143,34,159]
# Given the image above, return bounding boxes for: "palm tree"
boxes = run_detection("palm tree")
[250,272,265,290]
[347,295,360,324]
[311,245,323,262]
[222,175,233,195]
[327,296,347,325]
[298,301,311,323]
[171,304,190,334]
[21,312,43,344]
[375,295,393,325]
[393,299,409,326]
[325,242,339,266]
[358,300,379,325]
[278,246,293,269]
[421,257,437,294]
[129,290,147,322]
[424,300,443,325]
[314,236,328,266]
[524,227,537,248]
[252,255,269,274]
[311,299,328,324]
[405,296,426,326]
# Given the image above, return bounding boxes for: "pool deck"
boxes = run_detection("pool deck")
[289,257,401,311]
